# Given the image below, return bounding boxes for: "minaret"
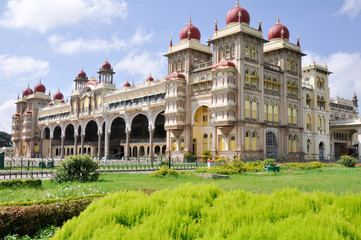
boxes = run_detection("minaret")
[74,69,88,91]
[98,60,115,84]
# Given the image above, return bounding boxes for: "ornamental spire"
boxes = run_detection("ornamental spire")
[238,11,242,23]
[214,20,218,31]
[297,36,300,46]
[277,15,280,24]
[170,36,172,46]
[189,16,192,25]
[258,19,262,31]
[236,0,239,7]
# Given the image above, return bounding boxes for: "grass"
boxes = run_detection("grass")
[1,167,361,203]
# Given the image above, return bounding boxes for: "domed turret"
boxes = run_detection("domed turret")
[267,16,290,41]
[34,80,46,93]
[78,69,87,78]
[179,17,201,41]
[22,84,34,97]
[85,76,99,86]
[146,74,154,82]
[124,81,131,87]
[102,60,111,70]
[53,89,64,100]
[226,0,250,25]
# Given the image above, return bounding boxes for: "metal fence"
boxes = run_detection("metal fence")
[0,156,207,180]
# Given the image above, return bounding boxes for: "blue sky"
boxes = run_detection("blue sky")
[0,0,360,133]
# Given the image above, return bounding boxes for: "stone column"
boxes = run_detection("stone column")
[125,126,131,158]
[149,126,154,157]
[104,129,109,160]
[39,137,43,158]
[74,132,78,155]
[98,132,103,159]
[80,134,85,155]
[49,137,53,158]
[60,136,65,158]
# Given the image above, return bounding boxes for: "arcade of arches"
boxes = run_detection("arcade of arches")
[40,112,166,158]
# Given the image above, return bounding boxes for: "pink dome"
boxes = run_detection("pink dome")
[179,17,201,41]
[22,85,33,97]
[124,81,131,87]
[85,77,98,86]
[53,90,64,100]
[268,16,290,41]
[13,113,21,117]
[212,61,236,70]
[146,74,154,82]
[166,73,186,80]
[102,60,111,69]
[78,69,87,78]
[226,1,250,25]
[34,81,46,93]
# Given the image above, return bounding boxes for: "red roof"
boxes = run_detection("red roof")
[179,18,201,41]
[78,69,87,78]
[34,81,46,93]
[146,74,154,82]
[53,90,64,100]
[22,86,33,97]
[226,4,250,25]
[102,60,111,69]
[13,113,21,117]
[124,81,131,87]
[24,110,32,115]
[267,17,290,41]
[166,73,186,80]
[212,61,236,70]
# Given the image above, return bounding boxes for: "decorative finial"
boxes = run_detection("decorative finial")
[258,19,262,31]
[187,29,191,40]
[49,91,51,96]
[189,16,192,25]
[17,94,19,99]
[281,29,285,39]
[277,15,280,24]
[238,11,242,23]
[297,36,300,46]
[170,36,173,46]
[214,20,218,31]
[39,78,41,83]
[236,0,239,6]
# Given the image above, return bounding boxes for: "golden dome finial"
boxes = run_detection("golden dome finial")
[236,0,239,6]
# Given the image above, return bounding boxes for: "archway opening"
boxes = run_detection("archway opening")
[154,111,166,141]
[266,131,278,159]
[192,106,211,156]
[110,117,126,158]
[84,121,98,142]
[130,114,149,142]
[64,124,75,156]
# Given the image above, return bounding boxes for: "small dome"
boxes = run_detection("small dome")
[146,74,154,82]
[53,89,64,100]
[85,77,99,86]
[34,80,46,93]
[124,81,131,87]
[78,69,87,78]
[13,113,21,117]
[22,85,34,97]
[179,17,201,41]
[102,60,111,69]
[212,60,236,70]
[267,16,290,41]
[226,1,250,25]
[60,99,65,103]
[166,73,186,80]
[24,110,32,115]
[48,102,54,106]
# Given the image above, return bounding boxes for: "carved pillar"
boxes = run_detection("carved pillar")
[74,132,78,155]
[98,132,103,159]
[39,136,43,158]
[80,134,85,155]
[60,136,65,158]
[149,125,154,157]
[125,126,131,158]
[104,129,109,160]
[49,137,53,158]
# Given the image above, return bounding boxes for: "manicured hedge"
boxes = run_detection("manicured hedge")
[0,194,105,238]
[0,179,42,189]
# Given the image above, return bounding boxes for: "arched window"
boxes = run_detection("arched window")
[251,71,258,87]
[291,59,296,71]
[288,135,292,153]
[218,136,225,151]
[225,45,231,59]
[245,97,251,118]
[321,116,325,132]
[251,98,258,120]
[219,47,223,61]
[293,135,297,152]
[231,43,235,58]
[182,58,185,71]
[268,101,273,122]
[252,132,257,151]
[251,46,257,60]
[172,138,176,151]
[287,58,291,70]
[317,115,321,131]
[307,139,311,154]
[274,104,279,122]
[317,77,320,89]
[245,69,250,85]
[230,136,236,151]
[245,44,250,58]
[173,60,177,72]
[292,105,297,124]
[264,101,268,121]
[306,114,311,131]
[306,94,311,108]
[320,78,324,90]
[245,131,250,151]
[287,105,292,124]
[180,138,184,151]
[287,80,291,94]
[177,59,181,71]
[203,134,208,139]
[273,78,279,91]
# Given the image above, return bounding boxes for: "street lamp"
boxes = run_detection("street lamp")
[104,102,110,161]
[210,112,216,160]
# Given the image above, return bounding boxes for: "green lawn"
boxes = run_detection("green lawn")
[1,167,361,203]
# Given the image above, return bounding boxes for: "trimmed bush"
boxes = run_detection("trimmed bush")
[151,166,178,178]
[337,155,357,168]
[51,155,99,183]
[263,158,276,166]
[0,179,41,189]
[184,152,196,163]
[53,184,361,240]
[0,195,103,238]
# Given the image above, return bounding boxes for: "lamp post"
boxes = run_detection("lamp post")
[104,102,110,161]
[210,112,216,160]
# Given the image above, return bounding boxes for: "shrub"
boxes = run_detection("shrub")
[206,166,238,175]
[202,150,211,156]
[215,158,227,165]
[263,158,276,166]
[184,152,196,163]
[0,179,41,189]
[53,184,361,240]
[337,155,357,167]
[51,155,99,183]
[151,166,178,178]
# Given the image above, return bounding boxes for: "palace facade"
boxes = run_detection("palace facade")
[11,1,361,160]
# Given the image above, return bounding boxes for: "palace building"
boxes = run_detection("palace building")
[11,1,361,160]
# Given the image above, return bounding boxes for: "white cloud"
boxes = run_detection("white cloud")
[339,0,361,19]
[0,55,49,78]
[114,50,166,80]
[0,99,16,134]
[0,0,127,33]
[48,27,153,55]
[303,51,361,99]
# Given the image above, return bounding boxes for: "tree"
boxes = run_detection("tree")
[0,131,12,147]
